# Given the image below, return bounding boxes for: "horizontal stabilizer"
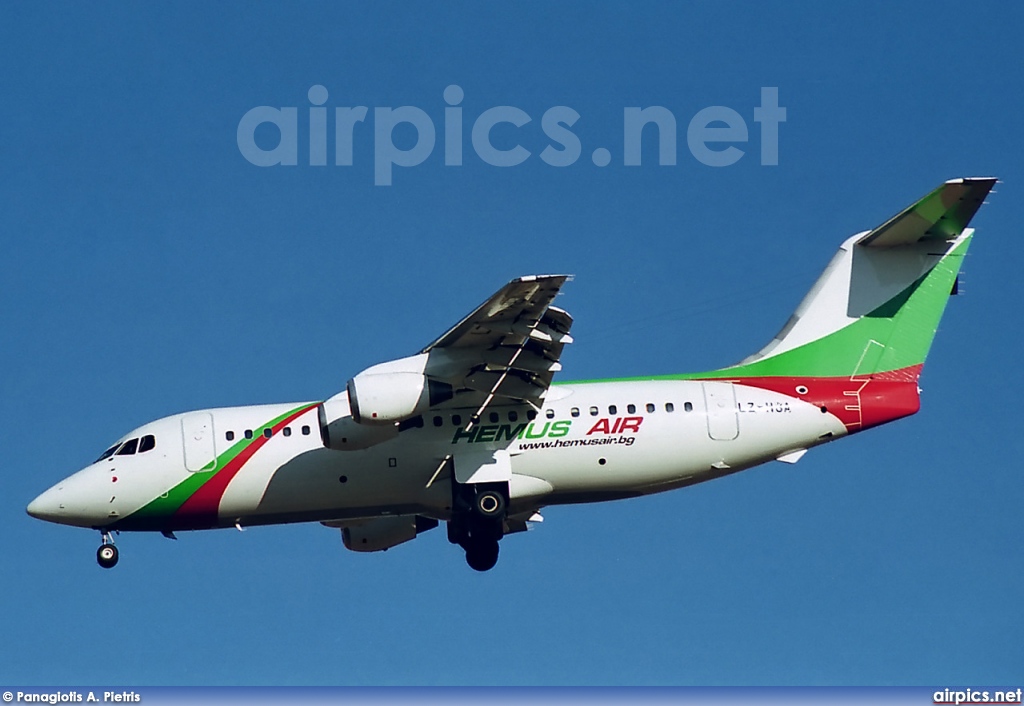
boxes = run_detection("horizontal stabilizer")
[708,177,996,381]
[857,177,996,248]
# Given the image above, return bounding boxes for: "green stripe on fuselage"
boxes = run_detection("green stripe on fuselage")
[128,404,312,520]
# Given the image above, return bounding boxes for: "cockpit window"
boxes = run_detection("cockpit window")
[96,444,120,463]
[116,438,139,456]
[95,434,155,462]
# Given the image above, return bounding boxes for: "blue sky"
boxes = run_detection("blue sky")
[2,1,1022,686]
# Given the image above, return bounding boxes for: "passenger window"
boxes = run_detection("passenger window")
[116,438,139,456]
[452,414,462,426]
[433,416,443,427]
[627,404,636,414]
[226,431,235,442]
[283,427,292,437]
[684,402,693,412]
[609,405,617,415]
[301,425,310,435]
[589,406,599,416]
[646,403,655,413]
[489,412,499,424]
[527,410,537,420]
[546,409,555,419]
[244,429,253,439]
[138,435,156,453]
[508,410,518,422]
[570,407,580,418]
[665,403,675,412]
[263,428,272,439]
[96,444,120,463]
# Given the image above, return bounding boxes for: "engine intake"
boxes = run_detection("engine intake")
[347,372,452,425]
[318,398,398,451]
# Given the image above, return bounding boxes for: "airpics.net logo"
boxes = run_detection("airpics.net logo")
[236,85,786,185]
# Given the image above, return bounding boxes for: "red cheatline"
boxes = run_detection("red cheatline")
[173,403,318,527]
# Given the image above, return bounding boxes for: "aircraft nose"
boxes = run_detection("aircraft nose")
[27,485,64,522]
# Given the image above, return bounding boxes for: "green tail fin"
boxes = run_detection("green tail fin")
[700,178,994,380]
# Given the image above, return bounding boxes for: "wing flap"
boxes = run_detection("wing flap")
[422,275,572,352]
[418,274,573,414]
[464,370,547,401]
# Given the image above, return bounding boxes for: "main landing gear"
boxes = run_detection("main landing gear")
[96,531,118,569]
[448,483,508,572]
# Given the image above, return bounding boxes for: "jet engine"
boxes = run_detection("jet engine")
[317,392,399,451]
[346,371,452,425]
[338,516,439,552]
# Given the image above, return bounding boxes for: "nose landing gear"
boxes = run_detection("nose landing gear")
[97,531,118,569]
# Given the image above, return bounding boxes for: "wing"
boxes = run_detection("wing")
[421,274,573,414]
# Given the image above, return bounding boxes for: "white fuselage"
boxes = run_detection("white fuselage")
[28,379,848,532]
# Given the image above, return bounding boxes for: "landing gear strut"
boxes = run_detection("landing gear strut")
[449,481,508,572]
[97,531,118,569]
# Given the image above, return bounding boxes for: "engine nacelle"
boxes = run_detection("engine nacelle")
[318,394,398,451]
[347,371,452,425]
[340,516,439,553]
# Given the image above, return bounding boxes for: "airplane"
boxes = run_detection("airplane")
[27,177,996,571]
